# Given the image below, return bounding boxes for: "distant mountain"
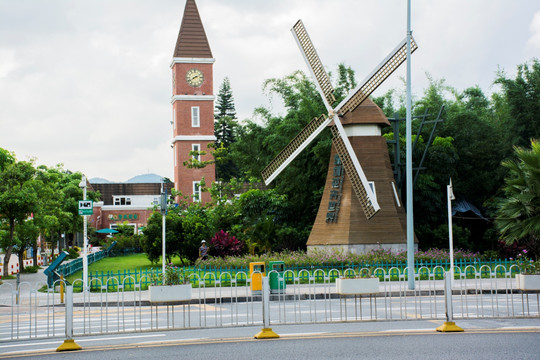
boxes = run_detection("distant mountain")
[126,173,166,183]
[90,174,169,184]
[89,177,112,184]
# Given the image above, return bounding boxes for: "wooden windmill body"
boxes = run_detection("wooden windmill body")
[307,98,416,254]
[262,20,418,254]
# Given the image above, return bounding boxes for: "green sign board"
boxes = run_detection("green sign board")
[78,200,93,215]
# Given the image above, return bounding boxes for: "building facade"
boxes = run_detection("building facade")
[89,181,174,234]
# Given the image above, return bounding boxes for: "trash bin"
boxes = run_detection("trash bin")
[249,262,266,294]
[268,261,286,294]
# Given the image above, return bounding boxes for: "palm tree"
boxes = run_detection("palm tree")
[495,139,540,257]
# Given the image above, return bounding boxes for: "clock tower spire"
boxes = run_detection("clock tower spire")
[171,0,215,203]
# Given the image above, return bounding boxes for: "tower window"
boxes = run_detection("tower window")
[193,181,201,202]
[391,181,401,207]
[367,181,377,201]
[191,107,200,127]
[192,144,200,161]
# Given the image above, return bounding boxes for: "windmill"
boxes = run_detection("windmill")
[262,20,417,224]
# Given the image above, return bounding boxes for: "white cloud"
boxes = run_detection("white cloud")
[0,0,538,182]
[528,11,540,50]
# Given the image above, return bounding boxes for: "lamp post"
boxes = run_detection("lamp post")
[447,179,456,286]
[79,175,88,291]
[406,0,415,290]
[160,184,167,285]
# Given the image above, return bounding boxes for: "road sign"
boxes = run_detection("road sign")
[78,200,93,215]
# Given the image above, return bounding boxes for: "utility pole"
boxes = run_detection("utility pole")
[406,0,415,290]
[79,176,88,291]
[160,183,167,285]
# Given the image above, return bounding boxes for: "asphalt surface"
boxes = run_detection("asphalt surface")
[0,318,539,359]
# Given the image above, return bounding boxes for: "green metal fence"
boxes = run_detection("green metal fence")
[56,251,107,277]
[70,258,520,292]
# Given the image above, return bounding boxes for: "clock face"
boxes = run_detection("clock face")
[186,68,204,87]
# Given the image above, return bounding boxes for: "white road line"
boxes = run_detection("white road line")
[496,326,540,330]
[0,333,166,348]
[381,328,436,332]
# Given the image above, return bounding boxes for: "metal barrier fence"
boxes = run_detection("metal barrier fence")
[78,259,520,292]
[1,265,538,342]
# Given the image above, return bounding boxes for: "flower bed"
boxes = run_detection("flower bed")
[200,248,482,269]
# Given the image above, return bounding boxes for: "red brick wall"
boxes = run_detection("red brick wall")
[172,63,213,96]
[171,61,215,205]
[173,100,214,136]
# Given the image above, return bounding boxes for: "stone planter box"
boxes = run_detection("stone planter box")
[516,274,540,291]
[148,284,192,303]
[336,278,380,295]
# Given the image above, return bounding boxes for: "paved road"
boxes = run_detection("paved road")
[0,319,539,359]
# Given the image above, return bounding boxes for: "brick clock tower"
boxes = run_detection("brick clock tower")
[171,0,215,203]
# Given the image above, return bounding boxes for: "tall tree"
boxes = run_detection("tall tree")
[495,59,540,147]
[14,219,39,272]
[214,77,236,120]
[214,77,239,180]
[0,157,37,276]
[333,63,357,102]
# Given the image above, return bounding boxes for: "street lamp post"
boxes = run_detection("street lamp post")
[406,0,415,290]
[79,175,88,292]
[160,186,167,285]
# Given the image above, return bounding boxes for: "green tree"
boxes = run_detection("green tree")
[142,211,184,264]
[214,77,238,181]
[333,63,357,102]
[181,203,214,261]
[13,219,39,272]
[0,157,37,276]
[214,77,236,120]
[33,165,73,260]
[495,59,540,147]
[495,139,540,257]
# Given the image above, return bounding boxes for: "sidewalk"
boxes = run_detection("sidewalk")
[0,267,47,295]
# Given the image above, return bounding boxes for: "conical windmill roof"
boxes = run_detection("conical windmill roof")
[340,98,390,127]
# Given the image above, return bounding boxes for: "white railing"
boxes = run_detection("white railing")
[0,265,538,342]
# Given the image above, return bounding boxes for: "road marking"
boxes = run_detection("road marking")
[192,304,223,311]
[496,326,540,330]
[280,332,326,336]
[0,333,166,348]
[381,328,436,332]
[137,337,207,344]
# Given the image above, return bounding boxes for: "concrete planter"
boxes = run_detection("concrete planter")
[148,284,192,303]
[516,274,540,291]
[336,278,380,295]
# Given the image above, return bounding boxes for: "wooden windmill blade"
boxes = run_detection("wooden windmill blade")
[261,114,332,185]
[330,125,378,218]
[291,20,336,109]
[262,21,336,186]
[291,19,380,217]
[336,36,418,115]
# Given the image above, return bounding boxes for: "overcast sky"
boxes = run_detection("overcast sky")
[1,0,538,182]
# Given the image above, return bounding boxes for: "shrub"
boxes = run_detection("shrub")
[63,248,79,260]
[21,265,40,273]
[210,230,243,257]
[198,248,482,269]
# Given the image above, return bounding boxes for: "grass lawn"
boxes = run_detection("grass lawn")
[65,253,185,284]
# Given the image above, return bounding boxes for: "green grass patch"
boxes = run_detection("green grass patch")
[65,253,188,291]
